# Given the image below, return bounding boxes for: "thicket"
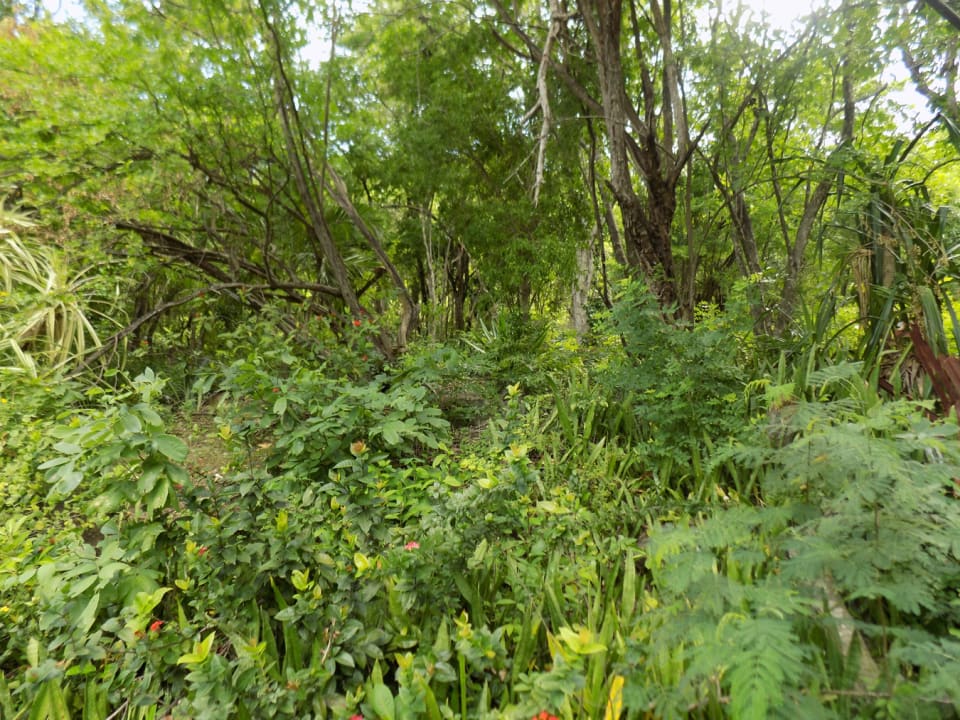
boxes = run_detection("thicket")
[2,272,960,719]
[2,0,960,717]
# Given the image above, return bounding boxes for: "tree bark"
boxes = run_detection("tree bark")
[579,0,679,308]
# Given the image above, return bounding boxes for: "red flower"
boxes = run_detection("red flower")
[349,715,364,720]
[149,620,164,633]
[197,546,208,557]
[272,387,280,393]
[352,319,362,327]
[533,713,558,720]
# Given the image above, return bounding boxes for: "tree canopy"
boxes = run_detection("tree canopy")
[1,0,958,361]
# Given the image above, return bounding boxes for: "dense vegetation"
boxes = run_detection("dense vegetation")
[2,0,960,717]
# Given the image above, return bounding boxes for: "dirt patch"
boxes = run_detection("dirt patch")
[169,410,234,482]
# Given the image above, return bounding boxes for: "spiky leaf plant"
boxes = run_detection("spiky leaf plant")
[0,209,113,375]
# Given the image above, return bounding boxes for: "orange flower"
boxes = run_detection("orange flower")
[352,318,362,327]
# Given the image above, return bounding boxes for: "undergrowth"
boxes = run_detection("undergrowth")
[1,300,959,719]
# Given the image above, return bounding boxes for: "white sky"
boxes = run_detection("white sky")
[747,0,821,26]
[42,0,927,120]
[734,0,928,121]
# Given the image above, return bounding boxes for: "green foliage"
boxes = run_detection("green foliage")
[390,340,501,428]
[599,281,750,491]
[3,1,960,717]
[622,372,960,718]
[40,368,187,512]
[0,369,189,720]
[461,311,573,393]
[0,212,120,376]
[211,319,449,481]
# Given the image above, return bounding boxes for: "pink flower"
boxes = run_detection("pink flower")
[404,541,420,551]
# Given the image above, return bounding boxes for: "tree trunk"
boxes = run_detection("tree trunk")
[579,0,679,307]
[571,227,596,340]
[323,165,419,349]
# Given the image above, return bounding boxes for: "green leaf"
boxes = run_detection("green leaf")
[153,434,188,462]
[75,591,100,636]
[134,587,171,617]
[379,419,407,445]
[138,461,164,493]
[37,455,74,470]
[143,476,170,512]
[166,462,189,486]
[177,631,216,665]
[536,500,570,514]
[51,469,84,496]
[83,679,106,720]
[557,625,607,655]
[98,561,129,582]
[368,683,396,720]
[120,410,142,433]
[28,680,70,720]
[726,617,806,720]
[415,675,443,720]
[51,441,82,455]
[0,673,14,720]
[134,403,164,427]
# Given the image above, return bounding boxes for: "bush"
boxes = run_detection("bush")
[599,281,750,483]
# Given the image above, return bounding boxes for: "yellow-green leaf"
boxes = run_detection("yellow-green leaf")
[177,631,215,665]
[604,675,625,720]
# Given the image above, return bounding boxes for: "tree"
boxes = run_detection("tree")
[347,0,582,333]
[1,0,424,358]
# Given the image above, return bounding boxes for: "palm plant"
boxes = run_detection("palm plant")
[0,208,108,376]
[812,119,960,402]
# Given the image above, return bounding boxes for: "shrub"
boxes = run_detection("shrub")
[599,281,750,485]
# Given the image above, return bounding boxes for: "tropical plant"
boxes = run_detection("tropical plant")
[0,210,118,375]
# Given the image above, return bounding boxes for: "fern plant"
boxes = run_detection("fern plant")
[599,280,750,494]
[625,371,960,718]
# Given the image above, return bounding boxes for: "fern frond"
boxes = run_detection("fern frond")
[724,616,808,720]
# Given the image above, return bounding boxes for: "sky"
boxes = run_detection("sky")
[42,0,927,121]
[727,0,927,121]
[748,0,821,26]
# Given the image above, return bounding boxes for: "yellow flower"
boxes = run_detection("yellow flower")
[350,440,367,456]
